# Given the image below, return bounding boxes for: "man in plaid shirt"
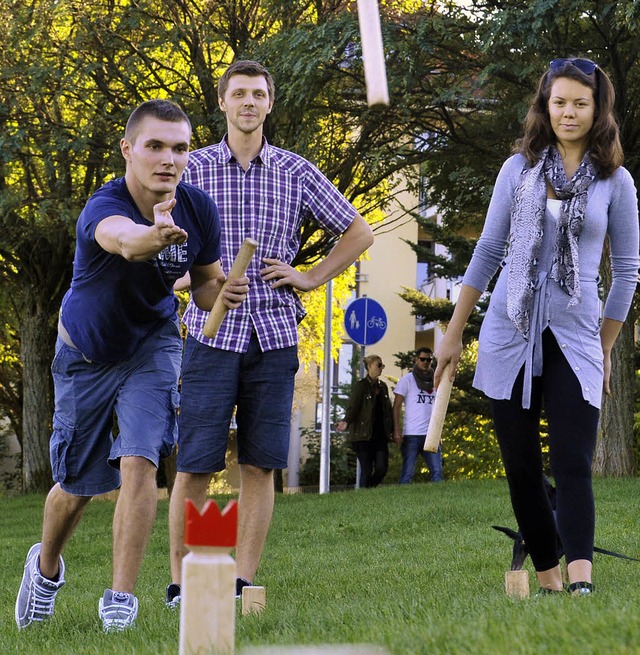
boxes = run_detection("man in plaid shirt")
[167,60,373,606]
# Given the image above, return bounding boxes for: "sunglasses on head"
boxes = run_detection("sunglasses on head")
[418,356,432,362]
[549,58,598,75]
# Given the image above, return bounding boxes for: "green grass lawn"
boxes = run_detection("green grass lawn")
[2,478,640,654]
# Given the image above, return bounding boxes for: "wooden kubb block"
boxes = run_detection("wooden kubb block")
[242,586,266,615]
[505,569,530,598]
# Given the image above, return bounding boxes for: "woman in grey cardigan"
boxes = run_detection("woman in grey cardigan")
[435,58,639,595]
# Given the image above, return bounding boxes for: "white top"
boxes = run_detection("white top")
[546,198,562,219]
[394,373,436,435]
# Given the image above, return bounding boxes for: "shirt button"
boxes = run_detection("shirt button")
[585,387,590,392]
[574,366,580,371]
[561,343,567,348]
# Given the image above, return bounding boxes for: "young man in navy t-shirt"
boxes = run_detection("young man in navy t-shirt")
[15,100,249,632]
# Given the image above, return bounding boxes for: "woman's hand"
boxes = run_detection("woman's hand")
[434,332,463,390]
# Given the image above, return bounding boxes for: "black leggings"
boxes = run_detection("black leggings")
[352,441,389,488]
[490,329,600,571]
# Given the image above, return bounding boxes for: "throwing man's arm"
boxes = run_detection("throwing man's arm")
[95,198,187,262]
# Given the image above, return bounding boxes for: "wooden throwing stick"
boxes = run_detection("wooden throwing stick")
[203,237,258,339]
[356,0,389,106]
[423,362,453,453]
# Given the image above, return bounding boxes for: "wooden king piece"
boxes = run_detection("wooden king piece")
[179,499,238,655]
[423,362,453,453]
[203,238,258,339]
[356,0,389,106]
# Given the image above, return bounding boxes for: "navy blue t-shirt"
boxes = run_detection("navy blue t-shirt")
[61,178,221,363]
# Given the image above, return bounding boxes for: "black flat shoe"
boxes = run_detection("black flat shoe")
[535,587,564,597]
[568,581,594,595]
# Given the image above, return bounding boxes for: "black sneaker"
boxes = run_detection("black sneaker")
[235,577,252,599]
[568,581,594,596]
[534,587,564,597]
[165,583,181,609]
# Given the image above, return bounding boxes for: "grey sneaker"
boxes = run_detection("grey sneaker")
[98,589,138,632]
[165,583,181,609]
[15,543,66,629]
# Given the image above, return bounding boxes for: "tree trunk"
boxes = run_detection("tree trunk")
[593,319,636,476]
[20,313,56,493]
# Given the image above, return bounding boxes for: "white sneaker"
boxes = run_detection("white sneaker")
[15,543,66,629]
[98,589,138,632]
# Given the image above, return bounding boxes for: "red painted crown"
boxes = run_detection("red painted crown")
[184,498,238,548]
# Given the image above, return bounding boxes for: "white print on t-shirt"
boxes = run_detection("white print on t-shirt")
[157,242,189,280]
[158,243,188,263]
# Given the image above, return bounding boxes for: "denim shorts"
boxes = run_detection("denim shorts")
[177,332,299,473]
[49,318,182,496]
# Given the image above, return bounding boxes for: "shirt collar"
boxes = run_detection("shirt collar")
[220,135,272,168]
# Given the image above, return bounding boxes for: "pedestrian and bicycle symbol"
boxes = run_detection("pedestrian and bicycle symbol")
[344,297,387,345]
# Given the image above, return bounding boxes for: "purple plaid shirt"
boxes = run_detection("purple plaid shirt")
[182,137,357,352]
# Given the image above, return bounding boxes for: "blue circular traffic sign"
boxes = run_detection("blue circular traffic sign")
[344,297,387,345]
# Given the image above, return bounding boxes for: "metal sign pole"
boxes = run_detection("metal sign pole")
[354,342,365,490]
[319,280,333,494]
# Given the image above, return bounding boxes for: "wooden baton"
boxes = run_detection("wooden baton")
[202,238,258,339]
[423,362,453,453]
[356,0,389,106]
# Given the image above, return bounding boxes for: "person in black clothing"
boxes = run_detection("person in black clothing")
[337,354,393,488]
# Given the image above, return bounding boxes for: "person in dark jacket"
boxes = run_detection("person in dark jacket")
[337,354,393,488]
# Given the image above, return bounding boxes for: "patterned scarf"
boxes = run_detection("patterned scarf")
[412,365,434,392]
[506,147,597,339]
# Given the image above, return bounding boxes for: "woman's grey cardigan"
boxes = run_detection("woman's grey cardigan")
[463,154,639,409]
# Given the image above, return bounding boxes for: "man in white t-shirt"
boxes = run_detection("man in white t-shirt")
[392,348,444,483]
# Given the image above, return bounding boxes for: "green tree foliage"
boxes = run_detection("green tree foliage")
[1,0,483,491]
[2,0,638,490]
[0,278,21,442]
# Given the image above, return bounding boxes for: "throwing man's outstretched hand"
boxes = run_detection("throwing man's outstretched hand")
[152,198,188,247]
